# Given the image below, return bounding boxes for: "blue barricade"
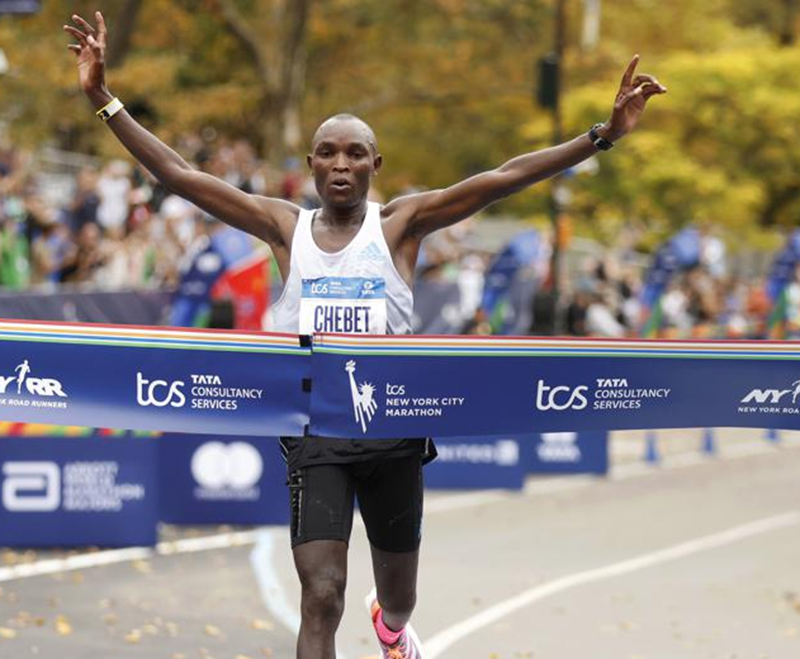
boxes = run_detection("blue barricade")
[158,434,289,526]
[0,437,158,547]
[424,436,525,490]
[527,431,608,474]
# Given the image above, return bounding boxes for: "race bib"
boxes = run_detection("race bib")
[299,277,387,335]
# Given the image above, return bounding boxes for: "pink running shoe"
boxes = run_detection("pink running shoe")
[365,590,426,659]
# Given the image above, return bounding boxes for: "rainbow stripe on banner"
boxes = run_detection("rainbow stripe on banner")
[0,320,305,353]
[312,334,800,359]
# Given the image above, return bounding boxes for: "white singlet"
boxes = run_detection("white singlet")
[268,202,413,335]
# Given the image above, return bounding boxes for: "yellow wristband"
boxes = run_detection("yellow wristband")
[96,97,124,122]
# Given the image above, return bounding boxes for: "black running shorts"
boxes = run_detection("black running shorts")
[287,454,423,552]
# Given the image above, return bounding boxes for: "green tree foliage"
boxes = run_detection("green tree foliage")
[0,0,798,242]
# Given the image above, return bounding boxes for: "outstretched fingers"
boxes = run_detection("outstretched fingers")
[71,14,96,36]
[95,11,108,48]
[63,24,89,46]
[619,54,640,90]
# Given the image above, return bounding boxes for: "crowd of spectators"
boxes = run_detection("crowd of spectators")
[0,135,784,339]
[562,251,773,340]
[0,135,321,291]
[415,219,777,340]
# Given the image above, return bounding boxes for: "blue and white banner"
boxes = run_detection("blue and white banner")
[158,434,289,526]
[425,436,525,490]
[527,431,608,474]
[310,334,800,438]
[7,322,800,440]
[0,437,158,547]
[0,321,309,436]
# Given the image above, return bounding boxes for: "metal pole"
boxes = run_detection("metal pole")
[549,0,566,335]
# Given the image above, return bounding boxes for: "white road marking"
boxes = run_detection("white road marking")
[424,511,800,658]
[0,546,153,582]
[249,530,301,634]
[0,529,261,582]
[249,528,350,659]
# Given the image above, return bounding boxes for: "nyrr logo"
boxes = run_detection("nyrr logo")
[1,461,61,512]
[535,380,588,411]
[345,360,377,433]
[0,360,67,398]
[136,372,186,408]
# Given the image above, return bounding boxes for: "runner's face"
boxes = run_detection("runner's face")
[308,121,381,209]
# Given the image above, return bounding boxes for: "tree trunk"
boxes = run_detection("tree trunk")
[106,0,144,69]
[217,0,310,164]
[779,0,798,46]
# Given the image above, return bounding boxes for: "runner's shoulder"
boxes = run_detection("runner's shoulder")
[380,190,439,235]
[252,196,302,246]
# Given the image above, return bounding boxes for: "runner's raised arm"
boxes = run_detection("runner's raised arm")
[385,55,666,239]
[63,11,297,256]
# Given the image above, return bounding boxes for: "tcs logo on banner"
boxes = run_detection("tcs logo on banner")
[535,380,588,411]
[136,372,186,408]
[2,462,60,512]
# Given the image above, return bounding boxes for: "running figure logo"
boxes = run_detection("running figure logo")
[15,360,31,395]
[345,360,377,433]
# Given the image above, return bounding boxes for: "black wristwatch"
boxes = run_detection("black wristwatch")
[588,123,614,151]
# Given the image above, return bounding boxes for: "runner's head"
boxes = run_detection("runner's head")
[308,114,382,210]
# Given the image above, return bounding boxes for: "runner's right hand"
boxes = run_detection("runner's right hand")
[63,11,109,98]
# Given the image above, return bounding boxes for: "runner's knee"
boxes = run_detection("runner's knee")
[301,575,346,624]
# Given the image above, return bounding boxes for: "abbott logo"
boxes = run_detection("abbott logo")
[535,380,589,411]
[2,462,61,512]
[136,372,186,408]
[191,442,263,490]
[345,360,377,433]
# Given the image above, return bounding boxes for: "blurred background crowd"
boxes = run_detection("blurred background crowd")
[0,135,319,290]
[0,131,784,340]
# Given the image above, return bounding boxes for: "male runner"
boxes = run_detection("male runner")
[65,12,665,659]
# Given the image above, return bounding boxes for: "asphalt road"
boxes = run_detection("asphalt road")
[2,430,800,659]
